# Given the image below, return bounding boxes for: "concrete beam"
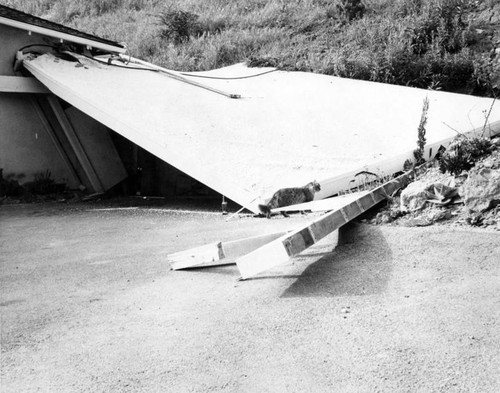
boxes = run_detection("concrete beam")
[46,95,104,194]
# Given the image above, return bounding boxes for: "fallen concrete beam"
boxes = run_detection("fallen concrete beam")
[169,231,288,270]
[24,53,500,214]
[236,171,412,280]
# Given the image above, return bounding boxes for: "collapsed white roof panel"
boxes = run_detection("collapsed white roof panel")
[24,53,500,213]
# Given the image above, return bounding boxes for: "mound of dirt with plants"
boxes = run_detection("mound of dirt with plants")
[369,136,500,231]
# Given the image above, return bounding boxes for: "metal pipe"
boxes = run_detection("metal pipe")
[118,54,241,99]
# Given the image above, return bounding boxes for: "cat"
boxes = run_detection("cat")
[258,180,321,218]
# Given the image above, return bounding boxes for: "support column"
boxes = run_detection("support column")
[46,95,104,194]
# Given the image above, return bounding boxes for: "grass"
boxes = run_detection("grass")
[1,0,498,96]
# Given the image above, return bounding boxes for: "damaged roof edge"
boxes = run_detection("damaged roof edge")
[0,6,125,54]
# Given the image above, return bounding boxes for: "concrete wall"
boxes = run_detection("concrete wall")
[0,23,58,76]
[0,93,80,188]
[0,24,82,188]
[0,24,127,193]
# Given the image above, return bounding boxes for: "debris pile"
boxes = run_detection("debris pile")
[400,178,458,212]
[370,137,500,230]
[461,167,500,213]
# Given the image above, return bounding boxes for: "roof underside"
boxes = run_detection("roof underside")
[0,4,124,51]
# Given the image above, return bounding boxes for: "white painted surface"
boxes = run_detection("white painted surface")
[236,235,292,279]
[24,54,500,212]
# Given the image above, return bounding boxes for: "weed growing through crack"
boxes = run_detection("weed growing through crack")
[414,97,430,166]
[404,97,430,170]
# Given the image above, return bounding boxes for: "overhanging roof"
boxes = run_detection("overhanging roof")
[23,53,500,213]
[0,5,125,53]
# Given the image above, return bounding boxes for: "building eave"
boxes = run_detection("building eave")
[0,16,126,54]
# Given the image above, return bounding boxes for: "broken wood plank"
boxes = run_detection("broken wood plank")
[169,231,288,270]
[169,241,224,270]
[236,171,412,280]
[0,75,50,94]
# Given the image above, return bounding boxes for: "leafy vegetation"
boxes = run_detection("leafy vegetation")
[1,0,499,95]
[438,136,493,175]
[336,0,366,22]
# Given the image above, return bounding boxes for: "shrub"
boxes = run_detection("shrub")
[336,0,366,22]
[408,0,477,56]
[439,136,492,175]
[157,6,228,45]
[334,56,373,80]
[158,8,202,44]
[214,44,240,67]
[472,54,500,96]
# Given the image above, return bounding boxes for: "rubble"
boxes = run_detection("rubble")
[400,177,458,212]
[400,180,434,212]
[369,143,500,230]
[461,168,500,213]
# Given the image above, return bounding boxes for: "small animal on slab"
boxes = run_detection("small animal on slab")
[258,180,321,218]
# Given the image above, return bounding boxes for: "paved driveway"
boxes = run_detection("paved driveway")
[1,202,499,392]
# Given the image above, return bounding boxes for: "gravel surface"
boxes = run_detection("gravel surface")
[1,202,500,392]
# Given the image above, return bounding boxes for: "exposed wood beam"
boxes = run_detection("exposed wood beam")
[0,75,49,94]
[169,231,289,270]
[235,171,412,280]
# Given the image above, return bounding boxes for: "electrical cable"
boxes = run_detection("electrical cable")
[16,43,57,52]
[77,53,242,99]
[179,68,277,80]
[18,45,273,80]
[83,53,275,81]
[17,45,246,99]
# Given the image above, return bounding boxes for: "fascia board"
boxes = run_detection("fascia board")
[0,16,126,53]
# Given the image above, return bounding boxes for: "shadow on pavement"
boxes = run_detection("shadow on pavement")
[281,224,393,297]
